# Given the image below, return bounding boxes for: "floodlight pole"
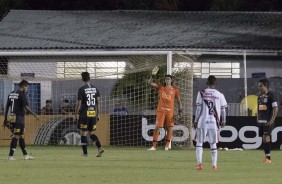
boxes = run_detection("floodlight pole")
[167,51,173,75]
[243,51,248,116]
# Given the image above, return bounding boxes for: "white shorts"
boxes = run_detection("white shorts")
[194,128,219,144]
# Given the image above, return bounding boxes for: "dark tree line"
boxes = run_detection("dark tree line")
[1,0,282,18]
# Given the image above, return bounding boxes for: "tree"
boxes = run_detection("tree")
[154,0,179,11]
[211,0,282,11]
[0,0,10,18]
[211,0,245,11]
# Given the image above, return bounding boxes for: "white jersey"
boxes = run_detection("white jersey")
[196,88,227,130]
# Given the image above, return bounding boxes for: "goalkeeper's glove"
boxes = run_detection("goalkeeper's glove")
[151,66,159,75]
[2,119,14,133]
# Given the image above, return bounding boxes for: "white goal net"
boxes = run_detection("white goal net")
[0,51,194,148]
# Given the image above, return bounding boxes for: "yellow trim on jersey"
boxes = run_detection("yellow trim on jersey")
[80,124,87,129]
[87,110,96,117]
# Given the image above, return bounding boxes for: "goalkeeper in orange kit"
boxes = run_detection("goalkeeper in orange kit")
[147,67,183,151]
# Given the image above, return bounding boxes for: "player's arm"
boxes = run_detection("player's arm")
[25,106,39,120]
[220,94,228,128]
[194,92,202,128]
[175,89,183,118]
[148,66,159,88]
[3,97,10,123]
[220,107,226,128]
[148,76,158,88]
[75,88,83,119]
[23,94,38,119]
[267,94,278,126]
[194,106,202,129]
[267,106,278,127]
[96,96,101,121]
[74,100,81,120]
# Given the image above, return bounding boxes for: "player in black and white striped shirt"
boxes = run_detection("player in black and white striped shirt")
[194,75,227,171]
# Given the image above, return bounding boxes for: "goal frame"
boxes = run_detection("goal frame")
[0,49,194,148]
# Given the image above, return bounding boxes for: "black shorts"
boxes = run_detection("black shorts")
[77,116,97,132]
[258,123,274,137]
[13,116,25,135]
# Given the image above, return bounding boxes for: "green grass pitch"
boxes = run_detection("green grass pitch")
[0,146,281,184]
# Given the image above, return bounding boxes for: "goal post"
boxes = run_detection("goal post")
[0,50,194,148]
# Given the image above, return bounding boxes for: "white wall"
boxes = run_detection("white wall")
[8,59,56,108]
[8,59,57,78]
[242,59,282,78]
[198,56,282,78]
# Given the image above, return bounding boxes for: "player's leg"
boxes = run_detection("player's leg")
[207,129,219,170]
[19,134,34,160]
[262,124,273,163]
[8,134,19,160]
[195,128,207,170]
[149,111,165,150]
[263,135,271,163]
[8,116,22,160]
[89,131,104,157]
[16,117,32,159]
[78,117,88,156]
[19,135,27,156]
[89,118,104,157]
[164,112,174,150]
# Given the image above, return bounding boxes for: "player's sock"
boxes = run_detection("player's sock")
[264,142,271,160]
[211,149,218,166]
[81,136,88,155]
[152,130,159,148]
[19,138,27,155]
[90,134,101,148]
[210,143,217,166]
[196,145,203,165]
[9,137,18,156]
[165,130,172,148]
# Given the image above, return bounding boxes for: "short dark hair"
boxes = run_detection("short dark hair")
[163,74,173,86]
[259,78,269,89]
[46,100,52,103]
[165,75,173,80]
[207,75,217,86]
[81,72,90,82]
[63,99,69,103]
[19,80,29,87]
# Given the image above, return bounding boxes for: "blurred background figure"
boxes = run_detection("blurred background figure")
[59,99,72,114]
[41,100,53,115]
[114,99,128,115]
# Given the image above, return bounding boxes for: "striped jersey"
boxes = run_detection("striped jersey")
[196,88,227,129]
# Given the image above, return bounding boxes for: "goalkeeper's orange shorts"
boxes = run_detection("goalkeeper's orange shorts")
[155,110,174,128]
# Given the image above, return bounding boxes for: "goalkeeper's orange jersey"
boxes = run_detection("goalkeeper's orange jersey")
[156,84,180,113]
